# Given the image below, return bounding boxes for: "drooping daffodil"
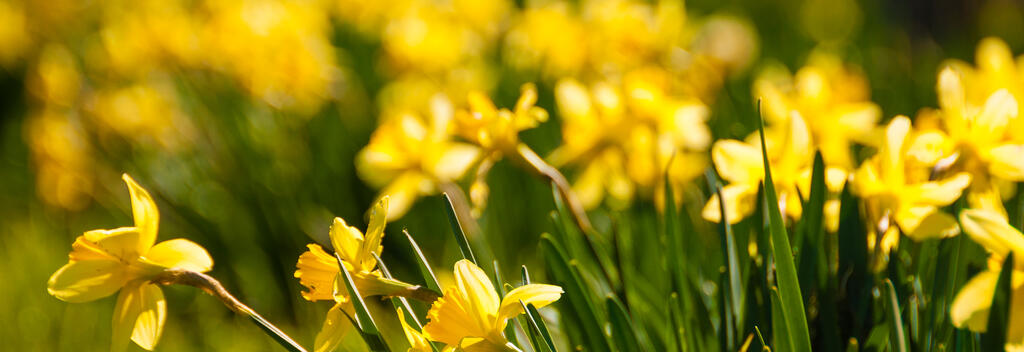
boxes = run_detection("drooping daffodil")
[421,259,563,351]
[851,115,971,254]
[47,174,213,351]
[951,209,1024,349]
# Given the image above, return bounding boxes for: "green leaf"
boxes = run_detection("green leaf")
[541,233,611,352]
[522,301,559,352]
[982,252,1015,351]
[756,104,812,352]
[769,287,792,352]
[372,253,441,352]
[334,253,389,351]
[707,170,744,343]
[492,260,521,349]
[404,229,442,293]
[606,296,642,352]
[442,193,477,264]
[884,279,908,352]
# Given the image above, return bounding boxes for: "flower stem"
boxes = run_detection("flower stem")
[514,143,594,234]
[153,269,308,352]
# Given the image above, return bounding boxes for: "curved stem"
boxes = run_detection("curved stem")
[514,144,594,234]
[153,269,308,352]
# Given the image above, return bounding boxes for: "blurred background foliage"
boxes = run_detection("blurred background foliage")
[3,0,1024,350]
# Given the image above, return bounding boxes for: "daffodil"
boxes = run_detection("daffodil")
[47,174,213,351]
[908,68,1024,216]
[295,197,420,352]
[551,76,710,210]
[397,307,437,352]
[939,37,1024,143]
[851,115,971,254]
[356,96,481,219]
[951,209,1024,349]
[453,83,548,212]
[703,112,846,230]
[754,51,881,169]
[421,259,563,351]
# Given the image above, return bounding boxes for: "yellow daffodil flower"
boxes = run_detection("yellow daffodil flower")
[754,51,881,169]
[851,116,971,254]
[939,37,1024,143]
[422,260,563,351]
[47,174,213,351]
[295,197,418,352]
[397,307,437,352]
[703,112,846,230]
[551,76,710,210]
[909,68,1024,216]
[356,96,481,219]
[951,209,1024,349]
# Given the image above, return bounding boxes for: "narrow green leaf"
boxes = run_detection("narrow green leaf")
[334,253,388,351]
[754,326,770,352]
[606,296,642,352]
[884,279,908,352]
[707,170,744,340]
[522,301,559,352]
[669,293,687,352]
[541,233,612,352]
[756,104,812,352]
[442,193,477,264]
[982,252,1015,351]
[769,287,792,352]
[404,229,442,293]
[664,168,687,297]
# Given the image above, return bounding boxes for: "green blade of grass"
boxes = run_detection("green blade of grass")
[404,229,442,293]
[756,103,812,352]
[884,279,908,352]
[664,166,688,297]
[442,193,477,264]
[769,287,792,352]
[541,233,611,352]
[522,301,559,352]
[606,296,642,352]
[982,252,1015,351]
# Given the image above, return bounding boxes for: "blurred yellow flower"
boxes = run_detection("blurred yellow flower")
[852,116,971,254]
[455,83,548,155]
[295,197,418,352]
[951,209,1024,349]
[941,37,1024,143]
[357,96,481,219]
[422,259,562,351]
[754,52,881,169]
[909,68,1024,216]
[47,174,213,351]
[552,75,710,209]
[703,112,846,230]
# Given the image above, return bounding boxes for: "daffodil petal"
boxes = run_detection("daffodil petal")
[951,270,998,332]
[454,259,501,331]
[711,140,763,184]
[48,259,128,303]
[397,308,432,351]
[989,144,1024,181]
[424,287,489,346]
[329,217,364,265]
[130,283,166,350]
[358,196,389,268]
[378,173,430,220]
[912,173,972,205]
[701,183,757,224]
[111,282,144,352]
[937,68,966,122]
[122,174,159,253]
[900,207,960,240]
[294,243,340,302]
[960,209,1024,261]
[975,89,1017,138]
[496,284,563,321]
[145,239,213,273]
[84,227,142,262]
[313,304,355,352]
[433,143,480,182]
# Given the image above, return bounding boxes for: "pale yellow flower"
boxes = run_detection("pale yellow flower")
[908,67,1024,216]
[357,97,481,219]
[754,51,881,169]
[851,116,971,254]
[951,209,1024,350]
[551,75,710,209]
[422,260,562,351]
[47,174,213,351]
[703,112,846,230]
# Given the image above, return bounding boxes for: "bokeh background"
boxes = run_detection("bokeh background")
[2,0,1024,350]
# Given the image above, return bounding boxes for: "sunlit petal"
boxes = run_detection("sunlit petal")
[48,260,128,303]
[145,239,213,273]
[122,174,159,252]
[496,284,563,322]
